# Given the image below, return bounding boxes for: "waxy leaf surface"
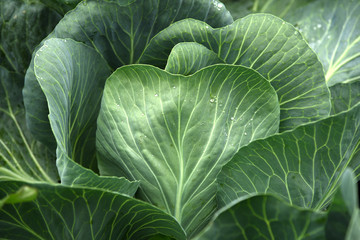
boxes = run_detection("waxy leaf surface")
[0,181,186,240]
[218,104,360,209]
[140,14,330,131]
[194,194,326,240]
[165,42,224,76]
[23,0,233,146]
[96,64,279,236]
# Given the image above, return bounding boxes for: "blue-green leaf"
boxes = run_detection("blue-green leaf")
[96,64,280,236]
[0,181,186,240]
[165,42,224,75]
[218,103,360,210]
[140,14,331,131]
[23,0,233,147]
[194,194,326,240]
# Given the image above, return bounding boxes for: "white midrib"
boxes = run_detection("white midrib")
[175,82,184,221]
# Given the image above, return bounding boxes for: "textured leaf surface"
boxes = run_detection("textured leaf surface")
[218,104,360,209]
[57,154,139,197]
[140,14,331,131]
[283,0,360,87]
[222,0,316,20]
[330,80,360,114]
[0,67,57,183]
[194,194,326,240]
[0,0,60,74]
[165,42,224,75]
[0,181,186,240]
[96,64,279,235]
[23,0,233,146]
[34,38,111,170]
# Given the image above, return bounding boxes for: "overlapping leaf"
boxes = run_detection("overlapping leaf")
[34,38,111,170]
[140,14,331,131]
[218,103,360,210]
[96,64,279,236]
[1,67,57,183]
[282,0,360,87]
[194,194,326,240]
[0,181,186,240]
[165,42,224,76]
[23,0,233,147]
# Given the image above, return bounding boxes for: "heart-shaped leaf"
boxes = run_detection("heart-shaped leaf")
[96,64,280,235]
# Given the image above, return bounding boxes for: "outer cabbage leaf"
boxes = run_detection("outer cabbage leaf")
[0,181,186,240]
[96,64,280,236]
[282,0,360,87]
[222,0,316,20]
[23,0,233,146]
[140,14,331,131]
[1,67,57,183]
[218,103,360,210]
[33,38,111,171]
[194,194,326,240]
[0,0,60,74]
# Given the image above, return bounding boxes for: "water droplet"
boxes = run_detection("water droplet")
[210,98,215,103]
[154,93,159,97]
[244,132,247,136]
[282,22,285,25]
[317,23,322,28]
[327,35,331,39]
[36,54,39,57]
[294,31,298,35]
[250,118,253,121]
[64,39,67,42]
[217,2,223,8]
[173,86,176,89]
[206,26,209,29]
[313,26,317,30]
[230,117,235,121]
